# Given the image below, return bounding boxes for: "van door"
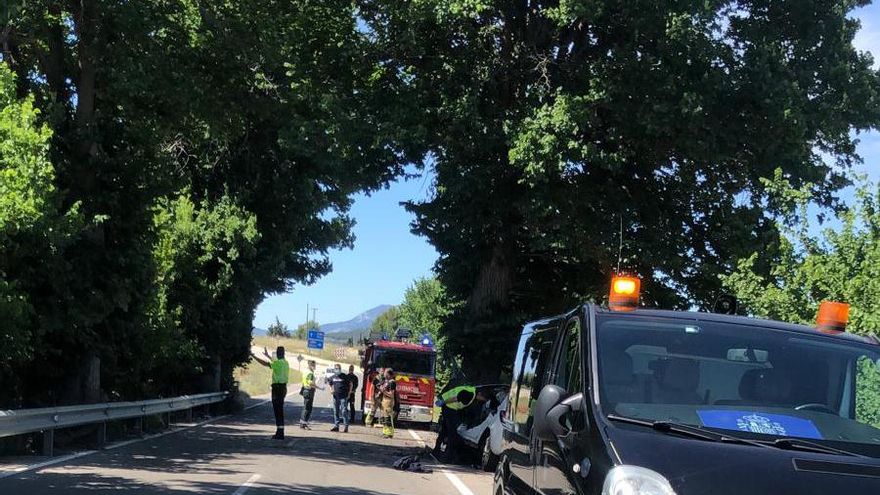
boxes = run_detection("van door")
[507,322,558,494]
[536,316,585,495]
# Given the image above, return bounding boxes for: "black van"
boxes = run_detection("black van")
[495,304,880,495]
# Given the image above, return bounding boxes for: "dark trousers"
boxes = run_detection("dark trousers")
[348,394,356,422]
[271,383,287,428]
[300,388,314,423]
[435,406,461,453]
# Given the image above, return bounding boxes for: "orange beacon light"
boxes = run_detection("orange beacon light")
[609,276,640,311]
[816,301,850,334]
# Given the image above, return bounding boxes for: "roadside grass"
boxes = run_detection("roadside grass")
[234,359,302,398]
[252,335,360,366]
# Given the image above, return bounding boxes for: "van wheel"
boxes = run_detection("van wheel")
[478,434,498,472]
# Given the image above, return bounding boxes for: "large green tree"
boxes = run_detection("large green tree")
[361,0,880,379]
[398,277,455,346]
[0,64,81,405]
[0,1,416,406]
[397,277,459,382]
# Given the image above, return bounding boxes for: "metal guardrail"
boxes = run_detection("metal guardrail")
[0,391,229,455]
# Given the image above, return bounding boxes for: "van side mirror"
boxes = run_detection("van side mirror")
[533,385,585,442]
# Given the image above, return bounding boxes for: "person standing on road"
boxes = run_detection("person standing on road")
[379,368,397,439]
[330,364,352,432]
[252,346,289,440]
[365,367,384,427]
[346,364,359,424]
[299,360,318,429]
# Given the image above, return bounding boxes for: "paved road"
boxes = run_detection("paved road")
[0,382,492,494]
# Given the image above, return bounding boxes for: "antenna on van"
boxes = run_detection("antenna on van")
[616,213,624,274]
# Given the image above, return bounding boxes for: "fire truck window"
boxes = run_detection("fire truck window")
[373,350,434,376]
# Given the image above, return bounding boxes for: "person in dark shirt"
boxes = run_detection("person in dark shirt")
[346,365,359,424]
[329,364,352,432]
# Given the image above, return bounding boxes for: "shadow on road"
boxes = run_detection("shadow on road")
[3,471,408,494]
[0,397,488,494]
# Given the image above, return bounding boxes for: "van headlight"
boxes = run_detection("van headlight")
[602,466,676,495]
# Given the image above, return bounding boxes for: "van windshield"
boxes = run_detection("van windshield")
[596,315,880,452]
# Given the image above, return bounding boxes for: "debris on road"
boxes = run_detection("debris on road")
[392,454,433,474]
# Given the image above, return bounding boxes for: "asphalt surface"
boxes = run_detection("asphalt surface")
[0,380,492,494]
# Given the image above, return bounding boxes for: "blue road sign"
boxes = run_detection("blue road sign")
[307,330,324,350]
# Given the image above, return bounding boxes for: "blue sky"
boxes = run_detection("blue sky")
[253,170,438,328]
[255,5,880,328]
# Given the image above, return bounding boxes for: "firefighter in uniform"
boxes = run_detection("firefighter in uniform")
[379,368,397,438]
[365,367,384,427]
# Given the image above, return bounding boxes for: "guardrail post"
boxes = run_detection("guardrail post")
[41,429,54,457]
[95,422,107,448]
[164,412,171,428]
[134,417,143,436]
[185,407,193,423]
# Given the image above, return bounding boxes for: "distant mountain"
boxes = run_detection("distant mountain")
[252,327,267,336]
[320,305,393,334]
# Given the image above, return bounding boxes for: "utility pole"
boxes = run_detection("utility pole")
[311,308,318,328]
[306,303,309,329]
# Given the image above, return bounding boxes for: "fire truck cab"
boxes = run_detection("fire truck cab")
[360,339,437,425]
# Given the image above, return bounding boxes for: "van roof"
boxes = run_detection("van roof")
[591,305,880,346]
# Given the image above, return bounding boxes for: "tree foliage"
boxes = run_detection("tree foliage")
[724,174,880,337]
[267,318,292,339]
[360,0,880,378]
[397,277,459,381]
[370,306,401,339]
[0,1,416,407]
[0,64,81,402]
[295,320,320,341]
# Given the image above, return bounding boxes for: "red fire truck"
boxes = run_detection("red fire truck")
[360,339,437,425]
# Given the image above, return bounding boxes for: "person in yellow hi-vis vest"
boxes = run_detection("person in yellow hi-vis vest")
[379,368,397,438]
[299,360,318,429]
[253,346,290,440]
[433,385,489,460]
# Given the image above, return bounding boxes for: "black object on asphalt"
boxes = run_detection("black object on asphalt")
[392,454,433,474]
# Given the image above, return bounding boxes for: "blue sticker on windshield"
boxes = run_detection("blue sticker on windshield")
[697,410,823,440]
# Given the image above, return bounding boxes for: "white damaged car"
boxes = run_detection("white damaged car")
[456,385,509,471]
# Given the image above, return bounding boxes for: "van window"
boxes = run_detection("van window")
[554,318,582,394]
[511,326,557,436]
[856,356,880,429]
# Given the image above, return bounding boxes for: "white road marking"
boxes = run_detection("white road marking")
[408,428,475,495]
[0,451,96,480]
[443,471,476,495]
[407,428,426,447]
[232,474,261,495]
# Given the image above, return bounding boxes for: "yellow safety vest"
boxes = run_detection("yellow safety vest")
[303,370,316,389]
[442,385,476,410]
[270,359,289,384]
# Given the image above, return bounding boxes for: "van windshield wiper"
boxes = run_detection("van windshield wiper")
[606,414,770,449]
[607,414,862,457]
[765,437,862,458]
